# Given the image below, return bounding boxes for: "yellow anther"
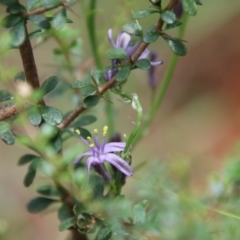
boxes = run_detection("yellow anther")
[90,143,95,148]
[103,126,108,132]
[87,136,92,142]
[75,129,81,135]
[93,128,98,134]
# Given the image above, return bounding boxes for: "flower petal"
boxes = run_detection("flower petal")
[73,150,93,164]
[107,29,117,47]
[86,156,99,175]
[126,41,141,57]
[116,32,131,49]
[103,142,126,153]
[150,60,163,66]
[139,49,150,59]
[104,153,133,176]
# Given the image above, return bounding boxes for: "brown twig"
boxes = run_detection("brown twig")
[23,4,62,17]
[0,0,180,125]
[58,0,179,129]
[55,182,88,240]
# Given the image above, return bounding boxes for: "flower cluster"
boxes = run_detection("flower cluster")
[104,29,163,81]
[74,126,133,181]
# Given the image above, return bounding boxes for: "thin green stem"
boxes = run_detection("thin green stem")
[133,14,188,146]
[86,0,115,136]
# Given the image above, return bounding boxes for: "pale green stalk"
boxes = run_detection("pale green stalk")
[85,0,115,137]
[133,14,189,146]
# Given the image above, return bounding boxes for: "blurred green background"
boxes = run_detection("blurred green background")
[1,0,240,239]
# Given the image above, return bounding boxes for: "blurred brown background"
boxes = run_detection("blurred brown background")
[1,1,240,239]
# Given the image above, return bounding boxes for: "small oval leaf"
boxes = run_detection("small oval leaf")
[41,76,60,95]
[83,95,100,109]
[132,10,159,19]
[135,59,151,70]
[40,106,63,125]
[115,65,131,82]
[27,197,58,213]
[108,48,128,59]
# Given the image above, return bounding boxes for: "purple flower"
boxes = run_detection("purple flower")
[74,127,133,181]
[104,29,163,81]
[148,51,158,89]
[174,2,183,19]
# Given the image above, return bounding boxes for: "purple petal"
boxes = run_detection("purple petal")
[86,156,99,175]
[126,41,141,57]
[73,150,93,164]
[107,29,117,47]
[93,164,111,181]
[116,32,131,49]
[104,153,133,176]
[150,60,163,66]
[103,142,126,153]
[139,48,150,59]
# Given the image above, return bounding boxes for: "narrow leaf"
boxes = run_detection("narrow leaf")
[27,197,58,213]
[41,76,60,95]
[59,217,75,231]
[115,65,131,82]
[83,95,100,109]
[132,10,159,19]
[10,20,25,47]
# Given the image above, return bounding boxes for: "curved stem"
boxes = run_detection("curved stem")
[86,0,115,137]
[133,13,189,146]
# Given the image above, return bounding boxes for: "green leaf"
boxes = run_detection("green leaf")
[14,71,25,81]
[41,76,60,95]
[143,31,159,43]
[10,20,25,47]
[29,29,42,40]
[29,15,51,29]
[161,10,176,24]
[52,8,67,29]
[129,36,141,46]
[0,122,14,145]
[195,0,202,5]
[81,85,96,97]
[27,197,58,213]
[0,0,18,6]
[41,0,61,8]
[40,106,63,125]
[132,10,159,19]
[165,20,182,30]
[59,217,75,231]
[132,200,149,224]
[18,154,40,165]
[96,225,112,240]
[115,65,131,83]
[182,0,197,16]
[71,115,97,127]
[2,14,22,28]
[27,0,39,10]
[37,185,61,197]
[83,95,100,109]
[135,59,151,70]
[72,80,92,89]
[0,90,13,102]
[122,22,142,37]
[51,132,62,152]
[108,48,128,59]
[24,158,42,187]
[58,204,72,222]
[6,3,26,14]
[28,106,42,126]
[163,36,187,56]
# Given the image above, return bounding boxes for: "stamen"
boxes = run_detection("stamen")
[87,136,92,142]
[93,129,98,134]
[90,143,95,148]
[75,129,81,135]
[103,126,108,136]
